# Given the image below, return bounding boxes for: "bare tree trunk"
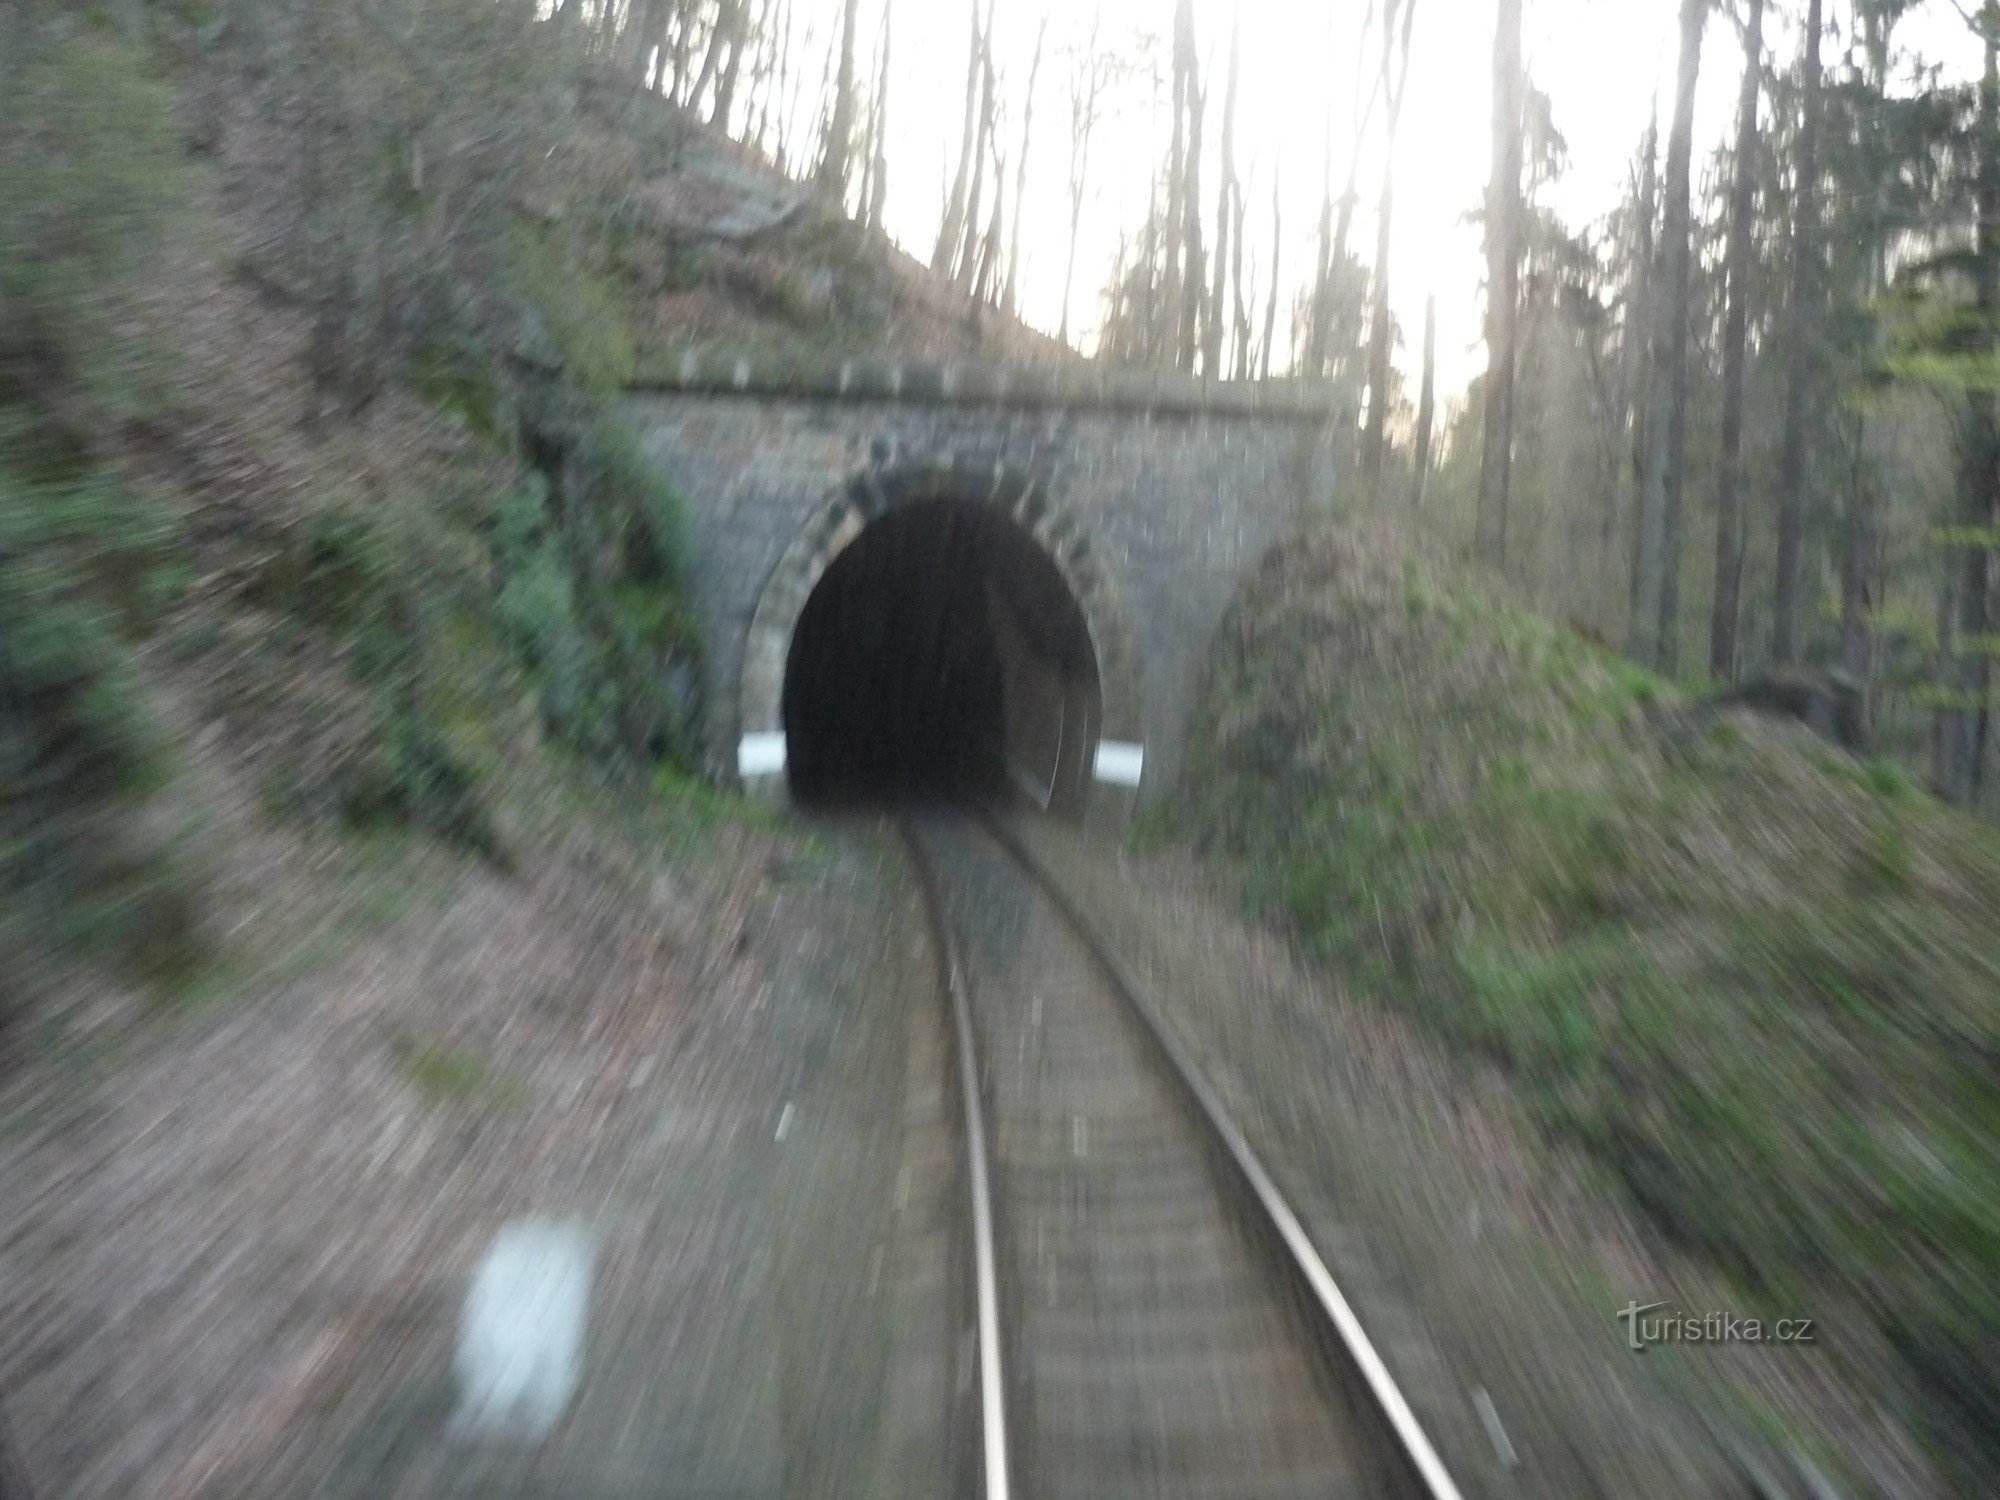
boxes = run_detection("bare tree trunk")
[1260,170,1282,377]
[713,0,753,131]
[1840,4,1900,697]
[1231,173,1251,378]
[1410,290,1437,506]
[1625,110,1660,611]
[1003,17,1048,315]
[1709,0,1763,680]
[856,24,878,231]
[1839,409,1873,683]
[621,0,665,82]
[1305,98,1336,375]
[1173,0,1205,373]
[1305,7,1377,377]
[865,0,892,232]
[671,3,699,108]
[1206,5,1242,377]
[934,0,983,272]
[815,0,861,201]
[955,35,997,291]
[1653,5,1712,674]
[1475,0,1523,565]
[1164,20,1187,357]
[1361,0,1418,500]
[1630,0,1704,668]
[747,1,778,142]
[691,2,730,108]
[972,146,1005,306]
[1932,541,1961,791]
[1057,21,1105,349]
[758,0,793,162]
[1772,0,1824,666]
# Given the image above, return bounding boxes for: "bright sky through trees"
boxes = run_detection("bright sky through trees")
[771,1,1981,403]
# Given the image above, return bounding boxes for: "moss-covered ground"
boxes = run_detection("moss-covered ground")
[1167,526,2000,1486]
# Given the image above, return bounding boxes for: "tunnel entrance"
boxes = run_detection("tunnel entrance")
[782,498,1102,813]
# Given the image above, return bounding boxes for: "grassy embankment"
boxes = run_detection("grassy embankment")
[1168,527,1999,1485]
[0,10,758,1021]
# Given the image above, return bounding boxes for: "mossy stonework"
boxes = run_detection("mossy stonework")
[625,357,1339,814]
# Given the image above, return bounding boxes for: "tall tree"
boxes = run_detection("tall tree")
[1838,1,1914,692]
[1173,0,1207,372]
[1475,0,1524,565]
[1360,0,1420,499]
[1260,166,1283,377]
[955,33,999,292]
[753,0,795,164]
[1205,5,1243,377]
[1773,0,1826,665]
[1628,0,1705,668]
[1939,2,2000,802]
[620,0,665,82]
[864,0,892,232]
[971,120,1005,304]
[1229,155,1253,376]
[711,0,753,131]
[1410,290,1438,506]
[1002,16,1048,316]
[1708,0,1765,679]
[934,0,986,273]
[1621,109,1660,605]
[815,0,861,202]
[1058,20,1114,348]
[1304,6,1379,379]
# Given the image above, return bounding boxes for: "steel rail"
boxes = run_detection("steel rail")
[976,814,1466,1500]
[901,823,1013,1500]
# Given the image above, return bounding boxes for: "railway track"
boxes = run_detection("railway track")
[903,813,1464,1500]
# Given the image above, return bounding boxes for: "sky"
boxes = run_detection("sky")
[756,1,1987,405]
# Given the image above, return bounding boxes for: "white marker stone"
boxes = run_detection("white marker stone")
[737,731,787,778]
[450,1218,594,1443]
[1092,740,1145,787]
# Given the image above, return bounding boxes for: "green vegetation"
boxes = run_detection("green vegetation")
[0,25,208,1004]
[248,407,700,862]
[497,408,700,769]
[0,9,713,1011]
[0,449,202,993]
[1173,530,2000,1483]
[0,24,199,417]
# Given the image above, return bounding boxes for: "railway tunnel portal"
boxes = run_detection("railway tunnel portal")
[626,354,1339,819]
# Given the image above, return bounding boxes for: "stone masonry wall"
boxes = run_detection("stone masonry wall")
[624,364,1337,799]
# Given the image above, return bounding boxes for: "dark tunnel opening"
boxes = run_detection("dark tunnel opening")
[782,499,1102,813]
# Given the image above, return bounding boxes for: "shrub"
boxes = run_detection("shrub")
[0,454,201,998]
[1174,531,2000,1483]
[0,20,198,417]
[501,408,700,769]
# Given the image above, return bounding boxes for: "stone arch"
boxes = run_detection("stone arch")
[736,457,1146,805]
